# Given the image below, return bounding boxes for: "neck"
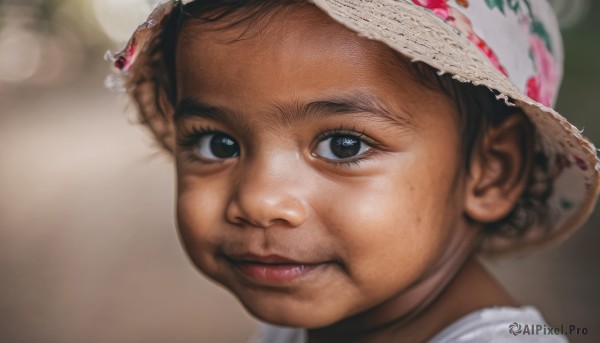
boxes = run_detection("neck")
[306,228,517,343]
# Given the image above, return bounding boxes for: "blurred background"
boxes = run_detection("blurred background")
[0,0,598,342]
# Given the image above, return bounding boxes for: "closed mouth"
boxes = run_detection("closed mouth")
[222,253,332,285]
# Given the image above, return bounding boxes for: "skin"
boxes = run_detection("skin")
[171,4,529,342]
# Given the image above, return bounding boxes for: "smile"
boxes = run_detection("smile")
[224,253,332,285]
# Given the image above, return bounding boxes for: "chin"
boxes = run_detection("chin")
[234,290,344,328]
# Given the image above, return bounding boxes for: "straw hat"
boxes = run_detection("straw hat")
[108,0,600,256]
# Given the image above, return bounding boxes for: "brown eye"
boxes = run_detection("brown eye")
[316,135,369,160]
[194,133,240,160]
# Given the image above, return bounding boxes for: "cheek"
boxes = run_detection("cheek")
[318,151,461,294]
[176,174,227,260]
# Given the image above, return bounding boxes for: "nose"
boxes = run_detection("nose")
[225,152,309,228]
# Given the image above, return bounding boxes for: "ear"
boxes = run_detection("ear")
[464,112,533,223]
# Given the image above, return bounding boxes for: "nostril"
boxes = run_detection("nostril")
[225,195,308,229]
[269,218,298,228]
[234,216,268,228]
[232,216,298,229]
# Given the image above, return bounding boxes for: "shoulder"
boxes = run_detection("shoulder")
[428,306,569,343]
[246,306,568,343]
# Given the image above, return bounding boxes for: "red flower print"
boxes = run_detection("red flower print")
[412,0,509,77]
[412,0,451,19]
[115,38,138,71]
[526,77,540,104]
[412,0,449,8]
[468,33,508,76]
[526,35,558,107]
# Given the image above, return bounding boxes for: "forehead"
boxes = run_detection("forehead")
[178,3,392,63]
[174,3,454,127]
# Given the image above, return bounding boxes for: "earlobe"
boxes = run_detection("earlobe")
[464,112,533,223]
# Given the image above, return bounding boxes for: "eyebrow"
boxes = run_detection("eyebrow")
[173,91,416,130]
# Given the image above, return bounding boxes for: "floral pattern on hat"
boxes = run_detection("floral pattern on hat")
[412,0,508,76]
[527,34,558,107]
[110,2,173,73]
[411,0,559,107]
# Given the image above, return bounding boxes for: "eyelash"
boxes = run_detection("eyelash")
[314,125,379,169]
[176,124,381,168]
[177,125,223,164]
[177,125,220,149]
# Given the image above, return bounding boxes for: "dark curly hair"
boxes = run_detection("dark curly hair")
[124,0,554,245]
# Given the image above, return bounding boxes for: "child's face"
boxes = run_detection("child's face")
[174,5,477,328]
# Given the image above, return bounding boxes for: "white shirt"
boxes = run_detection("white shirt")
[247,306,569,342]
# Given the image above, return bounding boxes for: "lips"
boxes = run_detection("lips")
[224,253,331,285]
[228,253,315,264]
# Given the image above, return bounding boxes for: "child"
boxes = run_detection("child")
[108,0,599,342]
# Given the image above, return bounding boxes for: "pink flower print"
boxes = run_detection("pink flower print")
[526,35,558,107]
[467,32,508,76]
[446,10,508,75]
[411,0,451,19]
[115,38,138,71]
[412,1,508,76]
[526,77,541,104]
